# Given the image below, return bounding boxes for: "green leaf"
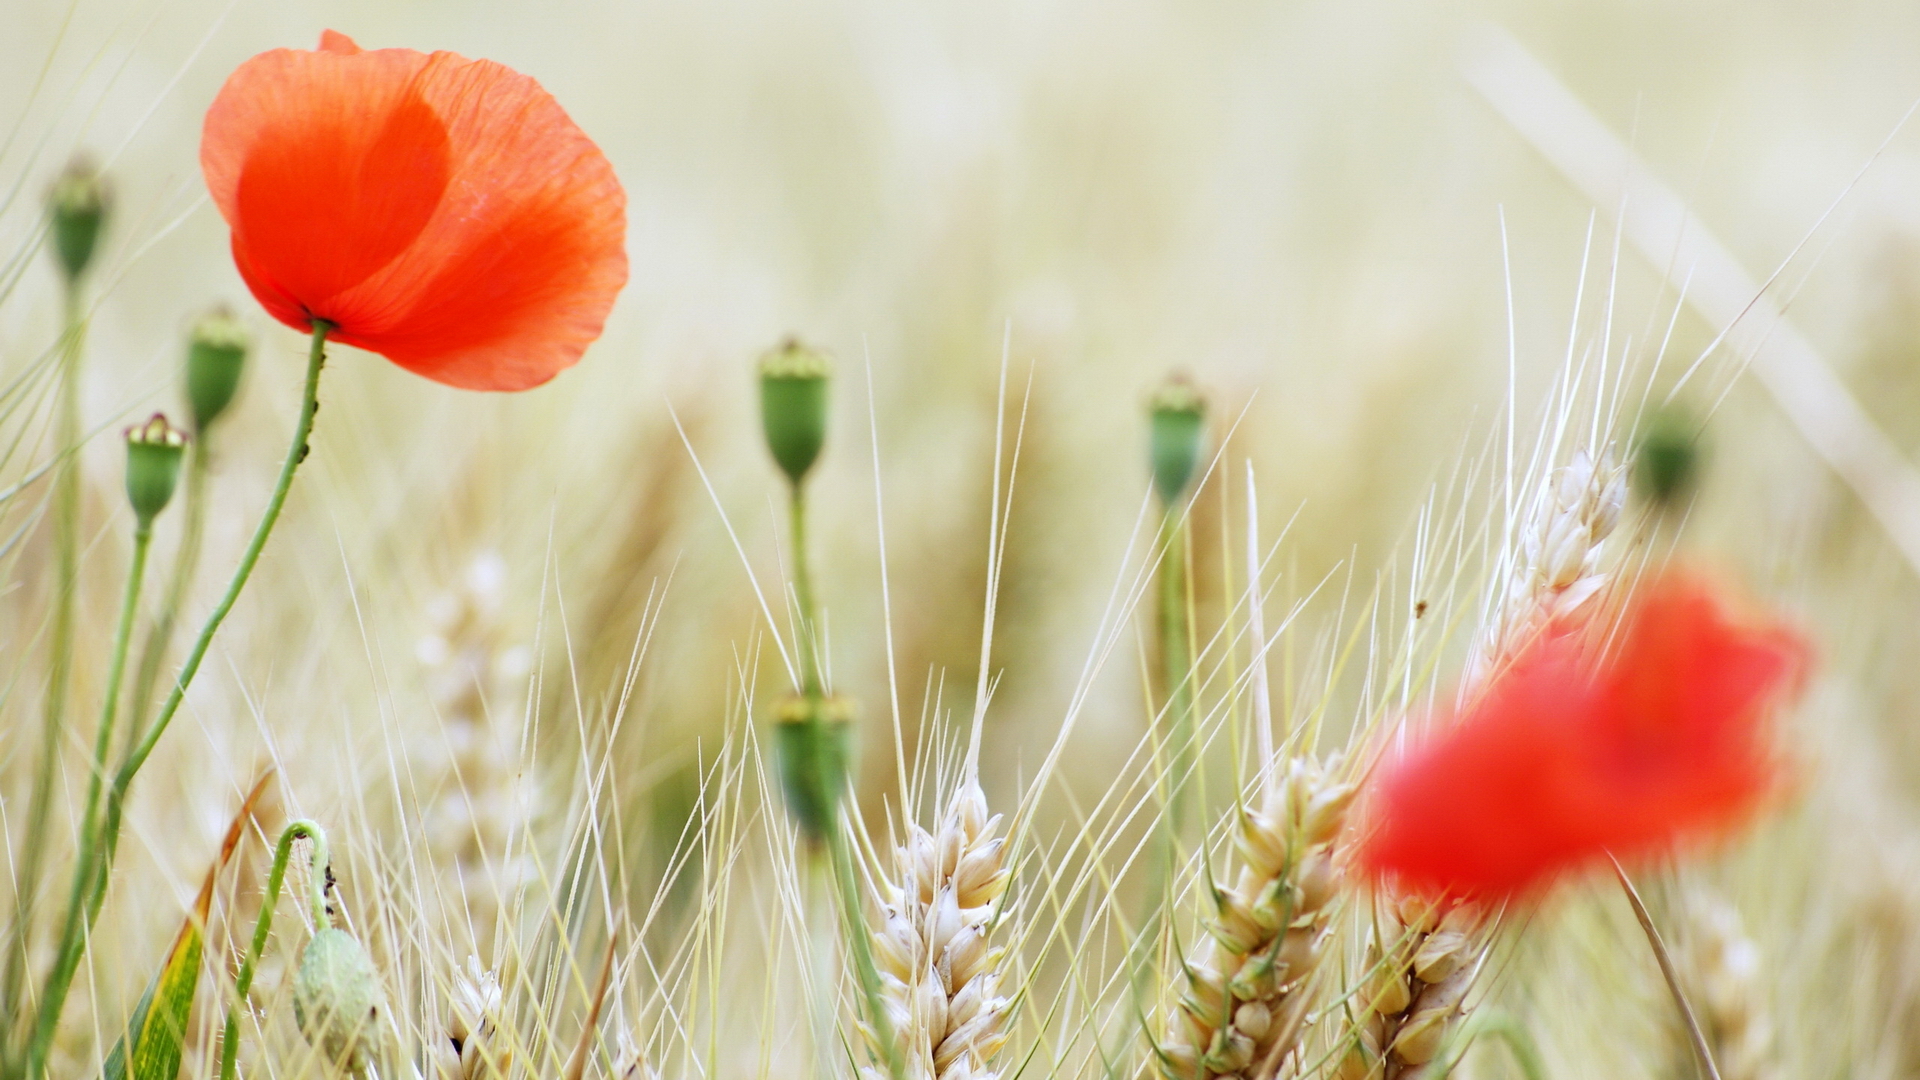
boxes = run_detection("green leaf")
[102,773,271,1080]
[100,924,201,1080]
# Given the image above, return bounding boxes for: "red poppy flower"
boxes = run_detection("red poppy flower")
[201,31,627,391]
[1356,572,1806,901]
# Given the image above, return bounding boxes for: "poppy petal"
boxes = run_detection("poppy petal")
[202,33,626,390]
[204,42,449,319]
[318,51,628,390]
[1357,572,1805,901]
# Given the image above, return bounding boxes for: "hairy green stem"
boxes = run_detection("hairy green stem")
[4,287,88,1046]
[790,482,824,701]
[220,820,328,1080]
[25,322,330,1079]
[22,512,148,1078]
[1157,508,1194,832]
[125,432,211,737]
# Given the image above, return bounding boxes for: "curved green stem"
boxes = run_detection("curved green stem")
[120,320,327,780]
[24,321,330,1079]
[220,820,328,1080]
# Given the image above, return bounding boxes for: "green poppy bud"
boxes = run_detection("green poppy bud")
[773,694,854,846]
[123,414,188,529]
[293,928,393,1075]
[759,338,831,487]
[184,308,251,432]
[1634,406,1700,509]
[47,157,108,284]
[1149,376,1207,507]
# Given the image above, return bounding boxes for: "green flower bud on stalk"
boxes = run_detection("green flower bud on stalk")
[48,157,108,283]
[293,927,393,1076]
[759,338,831,486]
[184,308,251,432]
[1635,406,1700,509]
[774,694,854,846]
[1149,376,1207,506]
[124,414,188,529]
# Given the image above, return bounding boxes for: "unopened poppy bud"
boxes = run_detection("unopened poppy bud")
[1635,406,1700,508]
[294,927,393,1074]
[124,414,188,529]
[47,157,108,283]
[773,693,854,845]
[1148,376,1206,507]
[759,339,831,486]
[184,308,251,432]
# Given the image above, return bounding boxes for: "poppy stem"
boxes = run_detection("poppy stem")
[789,481,825,701]
[23,321,331,1080]
[219,820,329,1080]
[1157,505,1196,832]
[124,427,213,752]
[3,284,88,1045]
[1611,857,1723,1080]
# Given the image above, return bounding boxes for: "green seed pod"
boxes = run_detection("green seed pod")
[184,308,251,432]
[1634,406,1700,509]
[759,338,831,487]
[47,157,108,283]
[293,928,393,1075]
[774,694,854,846]
[1149,376,1207,507]
[123,414,188,529]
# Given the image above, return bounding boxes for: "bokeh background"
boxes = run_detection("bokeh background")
[10,0,1920,1073]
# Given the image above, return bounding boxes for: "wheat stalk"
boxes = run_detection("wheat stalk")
[863,779,1013,1080]
[1341,449,1627,1079]
[1160,758,1356,1080]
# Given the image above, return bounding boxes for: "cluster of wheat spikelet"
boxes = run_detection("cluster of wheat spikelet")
[1339,448,1629,1078]
[1474,449,1628,679]
[864,778,1013,1080]
[415,551,537,944]
[1337,899,1486,1078]
[426,957,511,1079]
[1678,893,1776,1080]
[1160,757,1356,1080]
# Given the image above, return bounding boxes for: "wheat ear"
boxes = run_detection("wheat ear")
[1343,450,1627,1079]
[1678,895,1776,1080]
[1159,759,1357,1080]
[863,779,1013,1080]
[428,957,511,1079]
[417,552,537,942]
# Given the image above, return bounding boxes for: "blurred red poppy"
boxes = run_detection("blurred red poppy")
[1357,572,1806,901]
[201,31,626,391]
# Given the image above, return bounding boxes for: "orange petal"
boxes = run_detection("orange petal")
[202,38,626,390]
[1357,571,1804,901]
[319,53,627,389]
[317,30,362,55]
[204,44,449,319]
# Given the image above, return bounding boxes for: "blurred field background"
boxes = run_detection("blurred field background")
[8,0,1920,1076]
